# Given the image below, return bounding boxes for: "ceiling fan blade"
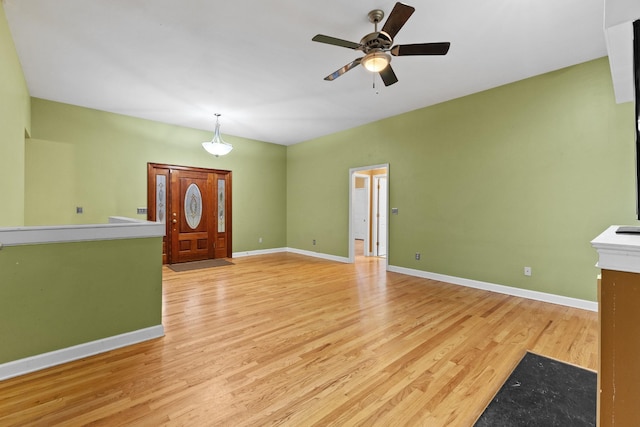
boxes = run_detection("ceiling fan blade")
[379,65,398,86]
[391,42,451,56]
[381,2,415,40]
[324,58,362,81]
[312,34,361,50]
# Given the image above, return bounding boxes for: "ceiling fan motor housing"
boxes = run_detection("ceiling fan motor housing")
[360,31,392,53]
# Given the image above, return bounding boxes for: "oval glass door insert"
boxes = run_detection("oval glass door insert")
[184,183,203,229]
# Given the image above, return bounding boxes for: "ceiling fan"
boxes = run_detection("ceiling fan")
[312,2,450,86]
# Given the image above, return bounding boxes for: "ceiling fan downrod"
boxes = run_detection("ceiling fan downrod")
[368,9,384,32]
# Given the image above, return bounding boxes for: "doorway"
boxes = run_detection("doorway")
[348,164,389,264]
[147,163,232,264]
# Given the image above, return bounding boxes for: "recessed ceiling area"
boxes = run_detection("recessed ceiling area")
[4,0,608,145]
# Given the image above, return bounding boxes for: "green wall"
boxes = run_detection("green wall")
[9,1,635,305]
[287,57,637,301]
[0,3,30,226]
[0,238,162,363]
[26,99,287,252]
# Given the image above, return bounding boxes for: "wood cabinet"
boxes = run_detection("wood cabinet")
[592,227,640,426]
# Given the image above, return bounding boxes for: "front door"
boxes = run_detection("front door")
[171,169,214,263]
[147,163,232,264]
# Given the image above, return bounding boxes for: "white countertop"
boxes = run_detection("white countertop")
[592,225,640,274]
[0,217,164,247]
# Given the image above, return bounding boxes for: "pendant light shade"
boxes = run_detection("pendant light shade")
[202,114,233,157]
[362,50,391,72]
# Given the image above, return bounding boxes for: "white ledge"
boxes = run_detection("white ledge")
[0,216,165,247]
[591,225,640,274]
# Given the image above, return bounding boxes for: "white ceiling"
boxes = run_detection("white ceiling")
[4,0,608,145]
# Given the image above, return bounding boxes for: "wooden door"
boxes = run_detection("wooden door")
[147,163,232,264]
[170,170,215,263]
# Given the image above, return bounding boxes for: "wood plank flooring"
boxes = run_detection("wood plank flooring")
[0,251,598,426]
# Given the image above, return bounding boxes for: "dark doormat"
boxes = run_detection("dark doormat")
[168,258,234,272]
[474,351,596,427]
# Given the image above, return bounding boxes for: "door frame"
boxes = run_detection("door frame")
[348,163,389,265]
[147,163,232,264]
[372,174,388,257]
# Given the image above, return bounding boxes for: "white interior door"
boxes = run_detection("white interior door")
[373,175,388,257]
[353,187,368,240]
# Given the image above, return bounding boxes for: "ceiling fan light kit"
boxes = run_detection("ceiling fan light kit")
[202,114,233,157]
[362,51,391,72]
[312,2,451,86]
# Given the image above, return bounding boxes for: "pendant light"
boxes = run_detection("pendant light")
[202,114,233,157]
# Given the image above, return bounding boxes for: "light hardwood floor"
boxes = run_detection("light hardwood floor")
[0,251,597,426]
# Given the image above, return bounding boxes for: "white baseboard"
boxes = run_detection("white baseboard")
[387,265,598,312]
[0,325,164,381]
[232,247,288,258]
[233,247,350,264]
[284,247,350,263]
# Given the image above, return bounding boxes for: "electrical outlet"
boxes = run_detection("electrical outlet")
[258,237,262,243]
[313,239,316,245]
[524,266,532,276]
[415,252,421,260]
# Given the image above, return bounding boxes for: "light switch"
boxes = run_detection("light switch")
[391,208,399,215]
